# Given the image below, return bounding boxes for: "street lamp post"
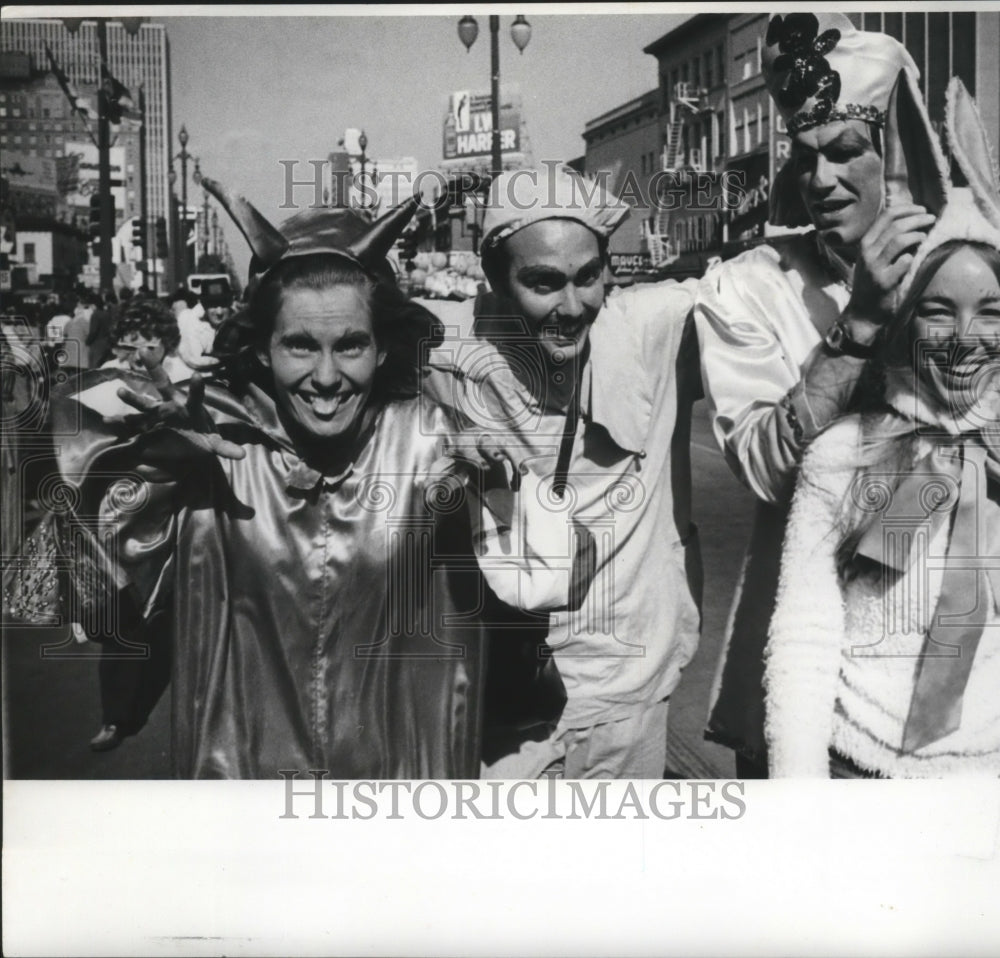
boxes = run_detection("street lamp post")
[211,209,220,257]
[193,158,210,262]
[168,166,178,289]
[358,130,368,209]
[458,14,531,178]
[175,125,191,284]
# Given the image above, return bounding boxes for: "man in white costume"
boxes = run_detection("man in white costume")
[694,13,937,776]
[428,163,704,779]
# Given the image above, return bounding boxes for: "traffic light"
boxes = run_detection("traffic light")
[397,227,420,268]
[88,195,101,239]
[131,217,144,250]
[155,216,168,259]
[88,195,101,254]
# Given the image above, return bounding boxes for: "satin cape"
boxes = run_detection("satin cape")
[51,368,485,779]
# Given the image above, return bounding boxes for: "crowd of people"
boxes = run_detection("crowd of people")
[3,13,999,780]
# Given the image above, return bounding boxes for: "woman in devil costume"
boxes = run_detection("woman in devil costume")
[52,184,486,778]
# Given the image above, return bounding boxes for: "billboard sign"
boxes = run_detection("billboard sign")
[443,89,521,160]
[610,252,653,274]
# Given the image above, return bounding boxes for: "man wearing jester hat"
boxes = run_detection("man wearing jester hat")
[694,13,939,777]
[46,187,493,778]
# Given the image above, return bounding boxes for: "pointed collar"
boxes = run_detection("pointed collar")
[469,291,647,456]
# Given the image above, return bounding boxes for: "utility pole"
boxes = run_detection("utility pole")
[96,19,114,291]
[138,84,149,290]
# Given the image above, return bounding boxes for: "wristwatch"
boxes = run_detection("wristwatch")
[824,320,876,359]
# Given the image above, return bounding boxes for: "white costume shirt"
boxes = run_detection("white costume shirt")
[426,280,703,727]
[766,416,1000,777]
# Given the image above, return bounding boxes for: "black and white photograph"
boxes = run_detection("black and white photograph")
[3,5,1000,955]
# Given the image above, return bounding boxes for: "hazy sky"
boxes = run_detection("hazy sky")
[157,8,690,280]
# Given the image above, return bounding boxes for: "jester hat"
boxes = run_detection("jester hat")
[764,12,920,227]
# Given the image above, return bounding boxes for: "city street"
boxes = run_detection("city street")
[2,401,753,780]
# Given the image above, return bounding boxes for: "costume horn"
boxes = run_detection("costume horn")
[201,177,289,269]
[946,77,1000,230]
[345,194,421,269]
[883,69,949,215]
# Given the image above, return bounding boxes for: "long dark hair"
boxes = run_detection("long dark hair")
[833,240,1000,582]
[215,252,443,404]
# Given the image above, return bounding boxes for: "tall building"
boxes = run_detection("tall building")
[641,15,731,268]
[1,17,171,289]
[582,88,660,268]
[724,12,784,243]
[850,11,1000,147]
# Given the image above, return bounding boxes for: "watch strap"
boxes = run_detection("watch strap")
[824,321,875,359]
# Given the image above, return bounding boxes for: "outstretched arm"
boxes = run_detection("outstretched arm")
[113,362,246,477]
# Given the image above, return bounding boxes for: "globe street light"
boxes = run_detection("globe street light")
[456,15,531,177]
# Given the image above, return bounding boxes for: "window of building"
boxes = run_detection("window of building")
[24,243,36,264]
[0,107,6,117]
[904,14,927,88]
[927,12,949,122]
[692,55,701,88]
[953,12,977,96]
[883,12,903,40]
[716,45,724,85]
[704,50,713,88]
[12,107,20,117]
[43,108,49,118]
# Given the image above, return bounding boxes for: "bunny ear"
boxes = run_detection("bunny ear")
[883,69,949,215]
[946,77,1000,229]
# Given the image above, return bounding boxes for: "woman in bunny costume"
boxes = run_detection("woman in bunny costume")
[765,75,1000,777]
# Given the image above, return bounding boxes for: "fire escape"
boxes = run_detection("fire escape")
[645,81,710,268]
